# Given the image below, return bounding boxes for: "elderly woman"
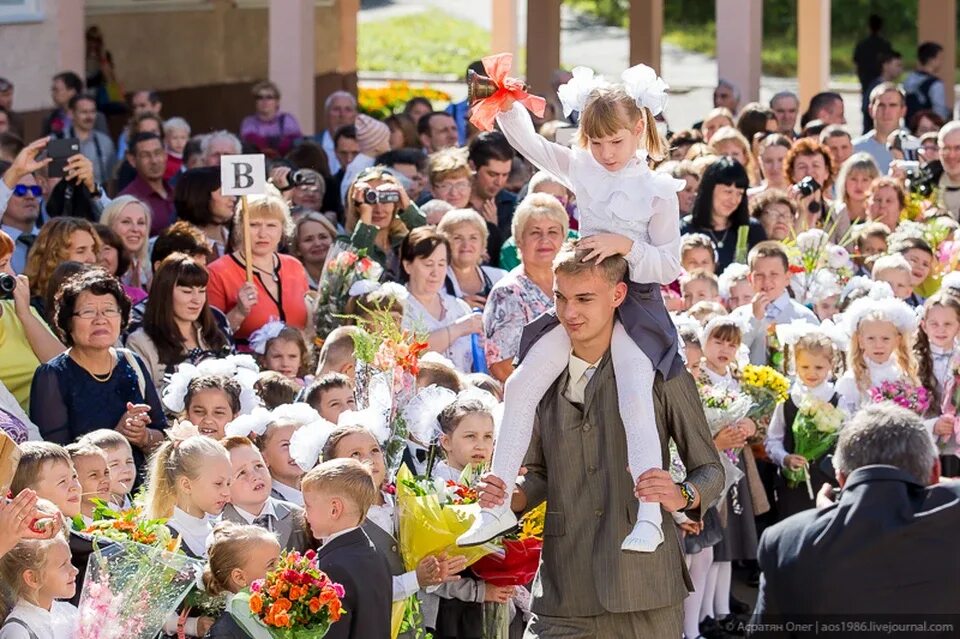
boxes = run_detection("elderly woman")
[499,170,577,270]
[292,212,337,290]
[783,138,835,232]
[344,165,424,281]
[30,269,166,472]
[100,195,152,290]
[750,189,798,242]
[866,176,906,232]
[240,80,302,158]
[437,209,506,309]
[0,231,65,413]
[829,153,880,242]
[126,253,232,389]
[484,193,568,382]
[401,227,483,373]
[206,189,310,349]
[24,217,100,317]
[680,157,766,273]
[173,166,236,258]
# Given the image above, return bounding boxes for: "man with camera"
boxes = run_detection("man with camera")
[853,83,907,173]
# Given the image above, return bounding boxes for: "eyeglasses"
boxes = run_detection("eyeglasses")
[13,185,41,198]
[256,94,278,101]
[434,180,472,193]
[73,307,122,320]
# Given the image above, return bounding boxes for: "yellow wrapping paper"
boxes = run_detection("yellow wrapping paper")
[395,466,498,572]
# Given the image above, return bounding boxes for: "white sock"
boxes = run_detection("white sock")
[684,546,714,638]
[610,323,663,534]
[489,325,570,501]
[713,561,733,617]
[701,561,719,621]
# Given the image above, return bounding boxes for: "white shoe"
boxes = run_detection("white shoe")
[621,520,664,553]
[457,506,518,546]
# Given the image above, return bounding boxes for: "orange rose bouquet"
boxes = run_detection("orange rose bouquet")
[232,549,345,639]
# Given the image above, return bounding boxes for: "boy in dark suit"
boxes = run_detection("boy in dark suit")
[302,458,391,639]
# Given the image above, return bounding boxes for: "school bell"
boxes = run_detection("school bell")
[467,69,530,104]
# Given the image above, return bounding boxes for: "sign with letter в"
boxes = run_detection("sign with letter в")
[220,154,266,196]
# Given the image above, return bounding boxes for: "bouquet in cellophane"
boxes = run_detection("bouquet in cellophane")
[351,309,428,477]
[869,380,931,416]
[471,502,545,639]
[937,365,960,456]
[699,383,753,505]
[782,397,844,498]
[739,364,790,440]
[395,464,498,574]
[71,499,179,552]
[76,539,202,639]
[314,241,383,345]
[231,548,345,639]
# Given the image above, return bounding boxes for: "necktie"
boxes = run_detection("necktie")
[253,513,275,532]
[17,233,35,251]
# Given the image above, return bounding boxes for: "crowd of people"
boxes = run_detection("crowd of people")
[0,19,959,639]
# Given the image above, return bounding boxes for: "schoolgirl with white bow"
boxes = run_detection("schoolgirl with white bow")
[835,295,920,415]
[766,323,843,517]
[462,64,687,552]
[914,292,960,476]
[248,320,312,386]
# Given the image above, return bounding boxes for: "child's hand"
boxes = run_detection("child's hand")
[714,426,746,451]
[196,616,214,637]
[735,418,757,438]
[933,415,955,438]
[751,291,772,320]
[783,454,807,471]
[438,552,467,582]
[579,233,634,264]
[484,584,516,604]
[415,555,444,587]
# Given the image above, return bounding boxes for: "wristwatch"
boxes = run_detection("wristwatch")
[677,481,696,511]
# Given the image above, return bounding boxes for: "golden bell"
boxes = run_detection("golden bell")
[467,70,499,104]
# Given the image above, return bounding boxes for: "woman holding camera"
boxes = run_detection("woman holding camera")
[0,231,65,413]
[783,138,835,234]
[344,166,425,281]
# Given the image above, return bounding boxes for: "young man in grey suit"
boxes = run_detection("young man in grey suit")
[478,241,724,638]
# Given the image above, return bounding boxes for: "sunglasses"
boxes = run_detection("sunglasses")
[13,185,41,198]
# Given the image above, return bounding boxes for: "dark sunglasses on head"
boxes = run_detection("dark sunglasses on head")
[13,185,41,198]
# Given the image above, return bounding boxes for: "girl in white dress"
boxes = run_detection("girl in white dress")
[0,536,78,639]
[459,65,686,552]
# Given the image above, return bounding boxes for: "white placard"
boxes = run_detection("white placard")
[220,154,267,196]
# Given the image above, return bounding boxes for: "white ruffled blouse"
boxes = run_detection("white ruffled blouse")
[836,357,904,415]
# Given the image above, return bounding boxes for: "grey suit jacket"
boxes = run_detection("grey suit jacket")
[518,353,724,617]
[220,498,311,553]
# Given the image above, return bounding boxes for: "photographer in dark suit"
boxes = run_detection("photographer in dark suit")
[752,403,960,633]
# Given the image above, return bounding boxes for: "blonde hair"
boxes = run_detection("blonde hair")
[79,429,132,452]
[100,195,153,267]
[144,435,230,519]
[11,443,71,496]
[300,458,377,521]
[0,535,69,619]
[871,253,912,279]
[24,217,101,298]
[437,208,489,246]
[680,269,719,296]
[708,126,758,184]
[427,147,472,186]
[511,192,569,244]
[231,187,295,250]
[202,521,279,596]
[578,84,666,161]
[344,167,410,243]
[848,312,918,391]
[552,239,627,286]
[836,152,880,208]
[792,332,840,374]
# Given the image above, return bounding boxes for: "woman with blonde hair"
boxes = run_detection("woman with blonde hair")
[708,126,759,186]
[344,165,424,280]
[24,218,100,311]
[828,152,880,242]
[291,212,337,290]
[99,195,152,290]
[436,208,506,309]
[206,188,309,349]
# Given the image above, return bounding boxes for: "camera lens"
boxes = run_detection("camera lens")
[363,189,378,205]
[807,201,822,214]
[0,273,16,300]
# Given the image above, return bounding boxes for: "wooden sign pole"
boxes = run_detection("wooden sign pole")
[242,194,253,283]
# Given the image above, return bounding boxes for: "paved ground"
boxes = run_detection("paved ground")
[359,0,868,133]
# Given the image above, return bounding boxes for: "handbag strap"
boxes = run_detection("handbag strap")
[119,348,147,400]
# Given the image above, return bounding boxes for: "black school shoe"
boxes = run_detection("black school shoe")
[718,613,746,636]
[699,616,730,639]
[730,594,752,615]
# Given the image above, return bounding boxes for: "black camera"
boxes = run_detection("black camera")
[796,176,821,197]
[289,169,321,188]
[0,273,16,300]
[905,161,940,198]
[363,189,401,205]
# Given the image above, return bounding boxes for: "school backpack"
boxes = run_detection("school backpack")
[905,72,939,120]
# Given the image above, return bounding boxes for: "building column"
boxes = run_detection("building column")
[56,0,85,77]
[629,0,663,72]
[492,0,519,63]
[525,0,561,94]
[716,0,762,107]
[269,0,315,135]
[796,0,830,112]
[918,0,956,111]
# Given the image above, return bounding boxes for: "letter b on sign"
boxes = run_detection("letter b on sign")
[221,154,266,196]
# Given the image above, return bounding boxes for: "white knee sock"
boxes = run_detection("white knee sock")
[683,546,714,639]
[701,562,719,621]
[610,323,663,533]
[489,324,570,500]
[713,561,733,617]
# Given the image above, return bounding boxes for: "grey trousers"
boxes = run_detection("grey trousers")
[523,604,683,638]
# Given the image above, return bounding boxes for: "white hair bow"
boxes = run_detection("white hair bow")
[620,64,669,116]
[557,67,606,117]
[289,417,339,472]
[248,319,287,356]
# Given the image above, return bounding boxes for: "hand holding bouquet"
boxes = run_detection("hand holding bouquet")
[699,384,752,497]
[783,397,844,497]
[740,364,790,439]
[315,241,383,345]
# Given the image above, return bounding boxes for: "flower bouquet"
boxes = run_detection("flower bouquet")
[232,548,345,639]
[471,502,546,639]
[71,499,179,552]
[395,465,498,574]
[76,539,203,639]
[938,368,960,455]
[314,241,383,345]
[782,397,845,498]
[352,309,429,477]
[740,364,790,439]
[699,384,753,505]
[869,380,931,416]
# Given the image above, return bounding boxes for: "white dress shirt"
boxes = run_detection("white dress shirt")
[366,494,421,602]
[564,351,602,404]
[271,481,303,506]
[0,600,77,639]
[168,506,217,559]
[766,381,837,467]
